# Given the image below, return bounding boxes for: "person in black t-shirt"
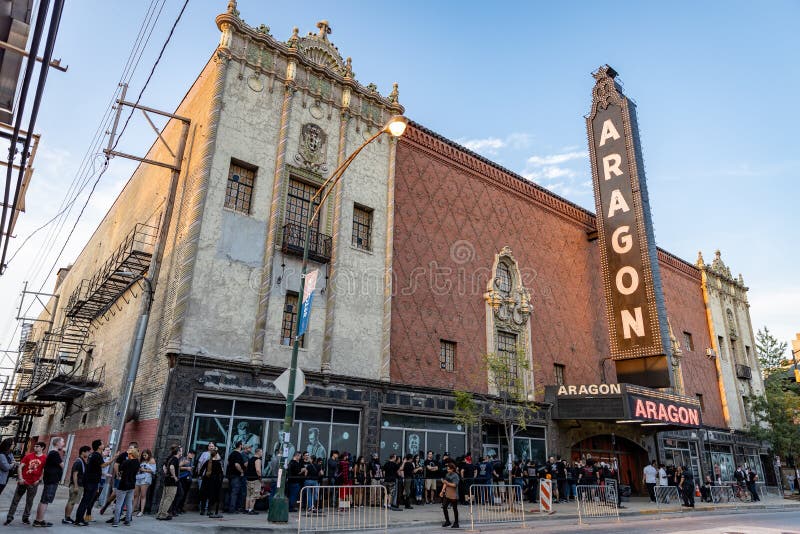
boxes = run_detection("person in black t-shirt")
[100,441,139,517]
[225,442,245,513]
[424,451,439,504]
[382,454,401,510]
[33,437,64,527]
[113,449,140,526]
[64,446,89,524]
[287,452,303,513]
[156,445,180,520]
[459,456,475,505]
[74,439,103,526]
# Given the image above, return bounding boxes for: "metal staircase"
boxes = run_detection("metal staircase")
[19,223,157,402]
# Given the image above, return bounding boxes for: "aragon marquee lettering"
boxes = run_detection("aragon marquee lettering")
[632,397,700,426]
[587,65,669,371]
[557,383,622,396]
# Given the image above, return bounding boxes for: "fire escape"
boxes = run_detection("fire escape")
[22,223,157,402]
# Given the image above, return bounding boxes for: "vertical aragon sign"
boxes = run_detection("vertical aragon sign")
[587,65,672,388]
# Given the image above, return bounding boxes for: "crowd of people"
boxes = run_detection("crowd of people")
[0,436,781,529]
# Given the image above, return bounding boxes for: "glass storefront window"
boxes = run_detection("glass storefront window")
[513,437,547,464]
[190,396,360,464]
[379,414,466,459]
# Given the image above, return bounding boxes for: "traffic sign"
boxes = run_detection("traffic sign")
[274,368,306,399]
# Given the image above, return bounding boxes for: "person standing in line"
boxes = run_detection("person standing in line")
[424,451,439,505]
[746,468,760,502]
[133,449,156,516]
[400,454,415,509]
[244,448,263,515]
[678,466,694,508]
[113,448,140,527]
[643,460,658,503]
[5,441,46,525]
[338,452,353,511]
[101,441,139,519]
[301,452,318,512]
[175,449,195,514]
[155,445,180,520]
[353,456,367,508]
[63,445,89,524]
[225,441,245,514]
[0,438,17,497]
[287,451,304,513]
[196,443,216,514]
[440,462,460,529]
[200,447,224,518]
[382,454,401,511]
[33,437,65,527]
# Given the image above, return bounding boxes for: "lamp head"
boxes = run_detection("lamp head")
[384,115,408,137]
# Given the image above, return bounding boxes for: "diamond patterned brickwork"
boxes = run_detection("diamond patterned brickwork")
[660,263,726,428]
[392,132,610,398]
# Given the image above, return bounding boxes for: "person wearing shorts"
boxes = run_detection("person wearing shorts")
[424,451,439,503]
[64,446,89,524]
[34,437,65,527]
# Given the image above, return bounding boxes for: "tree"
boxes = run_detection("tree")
[756,327,789,377]
[747,375,800,463]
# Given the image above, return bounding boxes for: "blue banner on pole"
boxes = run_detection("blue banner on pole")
[297,270,319,338]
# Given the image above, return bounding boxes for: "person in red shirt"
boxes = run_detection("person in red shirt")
[4,441,46,525]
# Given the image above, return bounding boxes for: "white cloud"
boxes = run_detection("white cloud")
[526,150,588,167]
[460,137,505,153]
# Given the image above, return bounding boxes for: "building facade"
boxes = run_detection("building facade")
[1,2,775,495]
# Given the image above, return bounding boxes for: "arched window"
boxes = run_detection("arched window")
[496,263,512,296]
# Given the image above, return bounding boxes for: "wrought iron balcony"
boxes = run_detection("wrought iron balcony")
[281,222,332,263]
[736,364,752,380]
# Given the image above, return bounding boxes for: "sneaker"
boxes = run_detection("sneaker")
[3,518,11,526]
[22,518,30,525]
[62,518,74,524]
[451,523,460,529]
[106,518,114,524]
[123,521,130,526]
[442,521,452,527]
[74,522,89,527]
[208,513,223,519]
[112,523,119,527]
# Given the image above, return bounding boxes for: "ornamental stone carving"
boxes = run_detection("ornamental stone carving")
[484,247,532,332]
[295,123,328,172]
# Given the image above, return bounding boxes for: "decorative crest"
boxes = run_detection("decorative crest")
[298,21,345,72]
[295,123,329,173]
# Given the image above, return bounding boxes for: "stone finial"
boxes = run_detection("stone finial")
[316,20,332,41]
[715,249,721,260]
[257,23,270,35]
[343,57,353,78]
[738,273,745,285]
[389,82,399,103]
[696,251,705,268]
[287,27,299,49]
[367,82,378,93]
[226,0,239,16]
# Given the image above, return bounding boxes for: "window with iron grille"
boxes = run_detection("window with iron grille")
[440,340,455,372]
[683,331,694,352]
[286,178,320,231]
[280,292,304,348]
[496,331,519,395]
[352,205,373,250]
[554,363,565,385]
[225,161,256,214]
[496,262,512,296]
[696,393,704,413]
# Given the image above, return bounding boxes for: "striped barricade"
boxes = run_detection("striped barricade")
[709,485,735,504]
[539,479,553,513]
[297,484,387,533]
[575,485,620,524]
[654,485,681,514]
[468,484,526,530]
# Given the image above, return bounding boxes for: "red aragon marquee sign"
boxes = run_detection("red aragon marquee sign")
[629,395,701,427]
[586,65,673,388]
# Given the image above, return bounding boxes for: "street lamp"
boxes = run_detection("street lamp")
[268,115,408,523]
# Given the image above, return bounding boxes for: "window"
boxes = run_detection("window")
[82,348,94,378]
[717,336,725,360]
[696,393,704,412]
[440,340,455,372]
[280,292,304,347]
[225,161,256,214]
[286,178,320,231]
[351,205,373,250]
[496,331,519,395]
[682,332,694,352]
[496,263,512,296]
[554,364,565,385]
[745,345,752,361]
[742,395,750,423]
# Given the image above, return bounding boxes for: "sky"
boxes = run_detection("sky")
[0,0,798,370]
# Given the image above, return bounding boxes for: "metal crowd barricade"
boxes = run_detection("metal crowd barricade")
[757,483,784,501]
[575,485,620,524]
[297,484,388,533]
[468,483,526,529]
[709,485,735,504]
[654,485,682,514]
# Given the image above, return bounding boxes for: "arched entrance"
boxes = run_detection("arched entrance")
[570,435,649,495]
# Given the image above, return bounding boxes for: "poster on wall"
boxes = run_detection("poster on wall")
[232,419,263,450]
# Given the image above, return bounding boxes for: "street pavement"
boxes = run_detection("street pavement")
[0,480,797,533]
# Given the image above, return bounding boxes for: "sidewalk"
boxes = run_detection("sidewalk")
[0,480,797,533]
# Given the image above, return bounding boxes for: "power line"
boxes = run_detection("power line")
[32,0,190,293]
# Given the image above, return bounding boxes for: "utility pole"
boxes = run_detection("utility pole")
[103,83,190,455]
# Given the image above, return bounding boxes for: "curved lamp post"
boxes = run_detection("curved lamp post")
[269,115,408,523]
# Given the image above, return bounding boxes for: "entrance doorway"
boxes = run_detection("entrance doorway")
[570,435,649,495]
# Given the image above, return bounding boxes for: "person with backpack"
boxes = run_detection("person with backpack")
[155,444,180,520]
[199,447,223,518]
